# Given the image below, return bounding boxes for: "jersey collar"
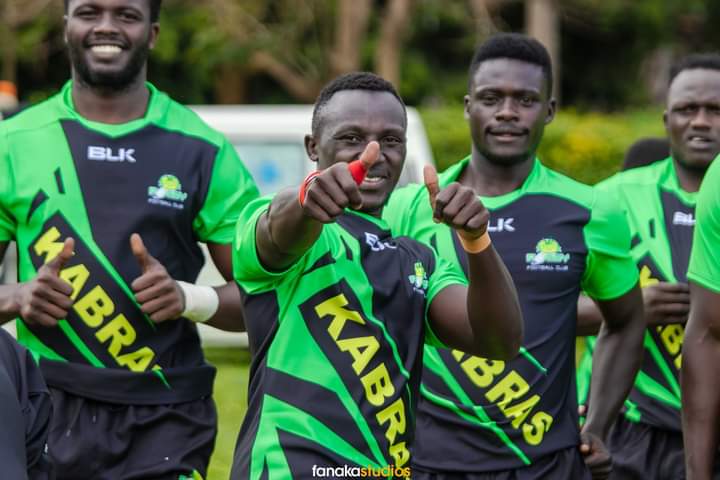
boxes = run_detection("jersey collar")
[440,155,543,209]
[59,80,168,137]
[662,156,698,206]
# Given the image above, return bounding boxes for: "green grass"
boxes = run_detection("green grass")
[204,347,251,480]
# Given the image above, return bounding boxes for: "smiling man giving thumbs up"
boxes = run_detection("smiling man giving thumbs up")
[230,72,522,479]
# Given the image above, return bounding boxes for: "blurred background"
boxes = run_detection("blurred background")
[1,0,718,477]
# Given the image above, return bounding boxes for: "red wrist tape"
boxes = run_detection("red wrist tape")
[348,160,368,185]
[298,171,321,206]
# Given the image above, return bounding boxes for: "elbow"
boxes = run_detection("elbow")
[470,309,524,361]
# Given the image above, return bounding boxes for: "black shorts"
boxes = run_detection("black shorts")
[607,415,720,480]
[47,387,217,480]
[0,329,53,480]
[411,447,591,480]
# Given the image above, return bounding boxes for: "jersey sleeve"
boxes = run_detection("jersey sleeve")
[688,158,720,292]
[425,249,468,348]
[581,188,639,300]
[0,127,16,242]
[233,195,321,294]
[193,139,259,244]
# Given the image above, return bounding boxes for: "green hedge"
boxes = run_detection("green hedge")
[418,106,666,185]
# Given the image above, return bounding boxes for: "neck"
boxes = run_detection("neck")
[71,72,150,124]
[459,147,535,196]
[673,158,706,193]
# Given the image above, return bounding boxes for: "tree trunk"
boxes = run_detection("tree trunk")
[468,0,500,42]
[249,51,321,102]
[525,0,560,100]
[214,64,248,104]
[374,0,413,87]
[330,0,372,77]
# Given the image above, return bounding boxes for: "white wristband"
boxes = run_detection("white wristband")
[177,281,219,323]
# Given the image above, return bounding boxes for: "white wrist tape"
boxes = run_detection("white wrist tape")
[177,281,219,323]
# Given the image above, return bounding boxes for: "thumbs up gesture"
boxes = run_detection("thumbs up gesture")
[424,165,489,241]
[130,233,184,323]
[16,237,75,327]
[301,141,380,223]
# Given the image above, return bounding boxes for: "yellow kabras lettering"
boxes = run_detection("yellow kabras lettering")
[659,324,684,369]
[376,398,406,444]
[337,336,380,375]
[115,347,155,372]
[522,411,553,446]
[461,356,505,389]
[315,291,406,465]
[485,370,530,410]
[455,353,553,447]
[361,363,395,406]
[96,314,136,356]
[59,264,90,300]
[388,442,410,468]
[315,294,366,340]
[74,286,114,328]
[33,227,65,264]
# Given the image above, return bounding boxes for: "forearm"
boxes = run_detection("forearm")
[203,282,245,332]
[584,287,645,438]
[465,245,523,360]
[0,284,20,324]
[258,189,323,271]
[682,308,720,479]
[577,294,603,336]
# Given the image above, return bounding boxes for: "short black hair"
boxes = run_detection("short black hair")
[312,72,406,135]
[669,53,720,87]
[468,33,553,95]
[64,0,162,22]
[622,137,669,171]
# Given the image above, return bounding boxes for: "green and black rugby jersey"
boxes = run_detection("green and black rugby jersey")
[230,197,466,479]
[0,81,259,404]
[577,157,696,432]
[383,157,637,472]
[689,154,720,293]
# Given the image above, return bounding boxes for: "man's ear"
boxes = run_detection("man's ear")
[663,110,669,131]
[304,134,319,163]
[545,98,557,125]
[149,23,160,49]
[463,94,470,121]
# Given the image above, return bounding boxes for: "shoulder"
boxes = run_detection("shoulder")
[597,158,671,191]
[530,162,595,210]
[0,94,65,138]
[156,93,230,150]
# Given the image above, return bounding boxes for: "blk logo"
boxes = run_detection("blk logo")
[365,232,397,252]
[488,218,515,232]
[87,146,137,163]
[672,211,695,227]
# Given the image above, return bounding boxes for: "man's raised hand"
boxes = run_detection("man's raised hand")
[130,233,184,323]
[424,165,489,241]
[15,237,74,327]
[301,141,380,223]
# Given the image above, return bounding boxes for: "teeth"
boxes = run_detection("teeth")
[91,45,122,54]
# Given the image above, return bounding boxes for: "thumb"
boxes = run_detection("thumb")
[130,233,154,273]
[424,165,440,213]
[46,237,74,274]
[348,141,380,184]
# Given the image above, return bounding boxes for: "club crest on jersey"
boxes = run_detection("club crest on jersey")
[526,238,570,272]
[408,262,429,295]
[147,174,187,210]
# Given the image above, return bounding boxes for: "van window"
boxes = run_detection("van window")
[231,140,309,195]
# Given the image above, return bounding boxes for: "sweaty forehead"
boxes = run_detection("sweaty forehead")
[668,69,720,105]
[471,58,546,94]
[318,90,406,132]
